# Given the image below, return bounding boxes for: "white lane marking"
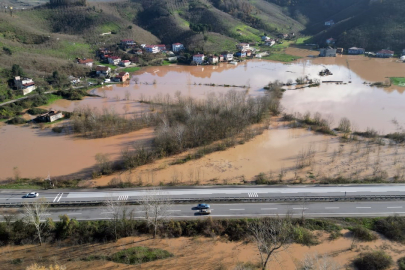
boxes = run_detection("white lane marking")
[53,193,61,202]
[248,192,258,198]
[229,209,245,211]
[293,208,308,210]
[325,207,339,209]
[117,195,128,201]
[261,208,278,210]
[57,193,63,202]
[356,207,371,209]
[387,206,402,209]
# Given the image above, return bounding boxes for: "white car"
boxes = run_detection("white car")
[24,192,39,198]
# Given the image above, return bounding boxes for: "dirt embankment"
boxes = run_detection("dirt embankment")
[1,230,405,270]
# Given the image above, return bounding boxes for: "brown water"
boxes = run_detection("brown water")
[2,49,405,180]
[0,125,153,180]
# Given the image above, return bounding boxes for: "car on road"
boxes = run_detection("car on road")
[24,192,39,198]
[196,203,210,209]
[199,209,211,215]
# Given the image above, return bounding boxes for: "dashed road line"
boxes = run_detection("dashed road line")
[387,206,402,209]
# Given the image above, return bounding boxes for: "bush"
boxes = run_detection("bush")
[398,257,405,270]
[353,250,393,270]
[109,246,173,265]
[7,117,26,125]
[350,225,378,241]
[52,127,64,133]
[27,108,48,115]
[292,227,318,246]
[374,216,405,242]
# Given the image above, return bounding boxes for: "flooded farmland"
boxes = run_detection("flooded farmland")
[1,51,405,181]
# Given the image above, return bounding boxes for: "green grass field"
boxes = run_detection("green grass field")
[262,53,301,62]
[122,66,141,72]
[46,94,63,105]
[390,77,405,86]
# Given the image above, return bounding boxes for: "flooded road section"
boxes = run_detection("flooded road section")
[0,125,154,180]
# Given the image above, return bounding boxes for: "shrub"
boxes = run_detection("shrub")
[353,250,393,270]
[52,127,64,133]
[350,225,378,241]
[7,117,26,125]
[292,227,318,246]
[374,216,405,242]
[398,256,405,270]
[27,108,48,115]
[109,246,173,265]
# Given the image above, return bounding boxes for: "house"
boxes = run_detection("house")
[36,110,63,123]
[156,44,167,52]
[114,72,130,82]
[14,76,36,95]
[326,38,336,45]
[376,49,394,58]
[235,51,247,58]
[222,52,234,61]
[236,43,250,51]
[208,55,219,64]
[168,56,177,62]
[319,47,337,57]
[336,48,344,54]
[278,34,289,39]
[108,56,121,65]
[261,36,270,41]
[264,40,276,47]
[119,60,131,67]
[144,45,159,54]
[193,54,205,65]
[172,43,185,52]
[68,76,80,84]
[77,58,94,67]
[246,50,252,57]
[121,39,135,46]
[348,47,365,55]
[325,20,335,26]
[219,55,224,62]
[95,65,111,77]
[98,48,111,58]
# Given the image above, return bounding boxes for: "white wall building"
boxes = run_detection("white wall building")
[172,43,185,52]
[145,45,159,53]
[14,76,36,95]
[193,54,204,64]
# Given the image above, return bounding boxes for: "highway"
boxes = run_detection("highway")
[4,201,405,221]
[1,185,405,205]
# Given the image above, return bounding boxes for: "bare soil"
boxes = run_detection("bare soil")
[1,229,405,269]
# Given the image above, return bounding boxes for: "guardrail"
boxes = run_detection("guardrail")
[2,195,405,207]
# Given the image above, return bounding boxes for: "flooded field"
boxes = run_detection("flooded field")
[1,49,405,180]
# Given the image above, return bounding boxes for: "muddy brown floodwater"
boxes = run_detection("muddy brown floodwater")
[1,48,405,180]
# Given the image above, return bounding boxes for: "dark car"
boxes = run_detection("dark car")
[196,203,210,209]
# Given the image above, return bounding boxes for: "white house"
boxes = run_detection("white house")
[325,20,335,26]
[121,39,135,46]
[208,55,219,64]
[14,76,36,95]
[193,54,204,65]
[145,45,159,54]
[222,53,234,61]
[264,40,276,47]
[236,43,250,51]
[77,58,94,68]
[108,56,121,65]
[96,65,111,77]
[119,60,131,67]
[172,43,185,52]
[261,36,270,41]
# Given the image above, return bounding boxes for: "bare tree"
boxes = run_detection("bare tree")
[103,195,128,242]
[248,216,293,270]
[296,252,341,270]
[24,198,50,246]
[141,188,172,238]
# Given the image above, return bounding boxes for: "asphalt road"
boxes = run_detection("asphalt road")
[2,185,405,204]
[5,201,405,221]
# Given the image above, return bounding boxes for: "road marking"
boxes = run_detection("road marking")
[118,195,128,201]
[57,193,63,202]
[230,209,245,211]
[293,208,308,210]
[356,207,371,209]
[53,193,61,202]
[248,192,258,198]
[261,208,278,210]
[325,207,339,209]
[65,213,82,215]
[387,206,402,209]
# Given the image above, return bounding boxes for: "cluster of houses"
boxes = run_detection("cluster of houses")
[14,76,36,95]
[191,43,259,65]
